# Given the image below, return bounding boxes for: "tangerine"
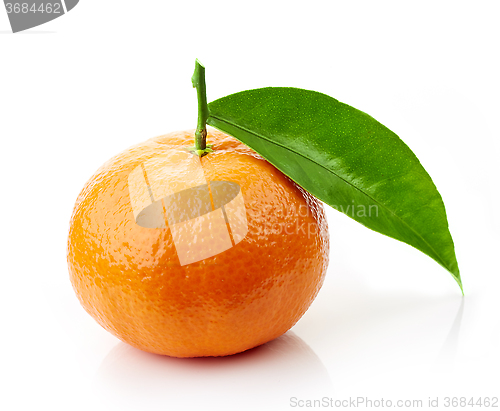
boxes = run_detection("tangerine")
[67,128,329,357]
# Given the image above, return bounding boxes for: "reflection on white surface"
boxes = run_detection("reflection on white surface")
[94,332,334,411]
[294,271,475,398]
[435,298,464,369]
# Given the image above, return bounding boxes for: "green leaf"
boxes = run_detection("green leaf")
[207,87,462,292]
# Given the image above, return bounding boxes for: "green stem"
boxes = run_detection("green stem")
[192,59,209,152]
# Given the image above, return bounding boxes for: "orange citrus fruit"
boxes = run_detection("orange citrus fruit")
[67,128,329,357]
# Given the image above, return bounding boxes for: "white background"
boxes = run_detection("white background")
[1,1,499,410]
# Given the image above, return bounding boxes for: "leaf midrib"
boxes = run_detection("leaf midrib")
[208,113,454,275]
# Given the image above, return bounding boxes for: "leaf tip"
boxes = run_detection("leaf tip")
[454,273,464,296]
